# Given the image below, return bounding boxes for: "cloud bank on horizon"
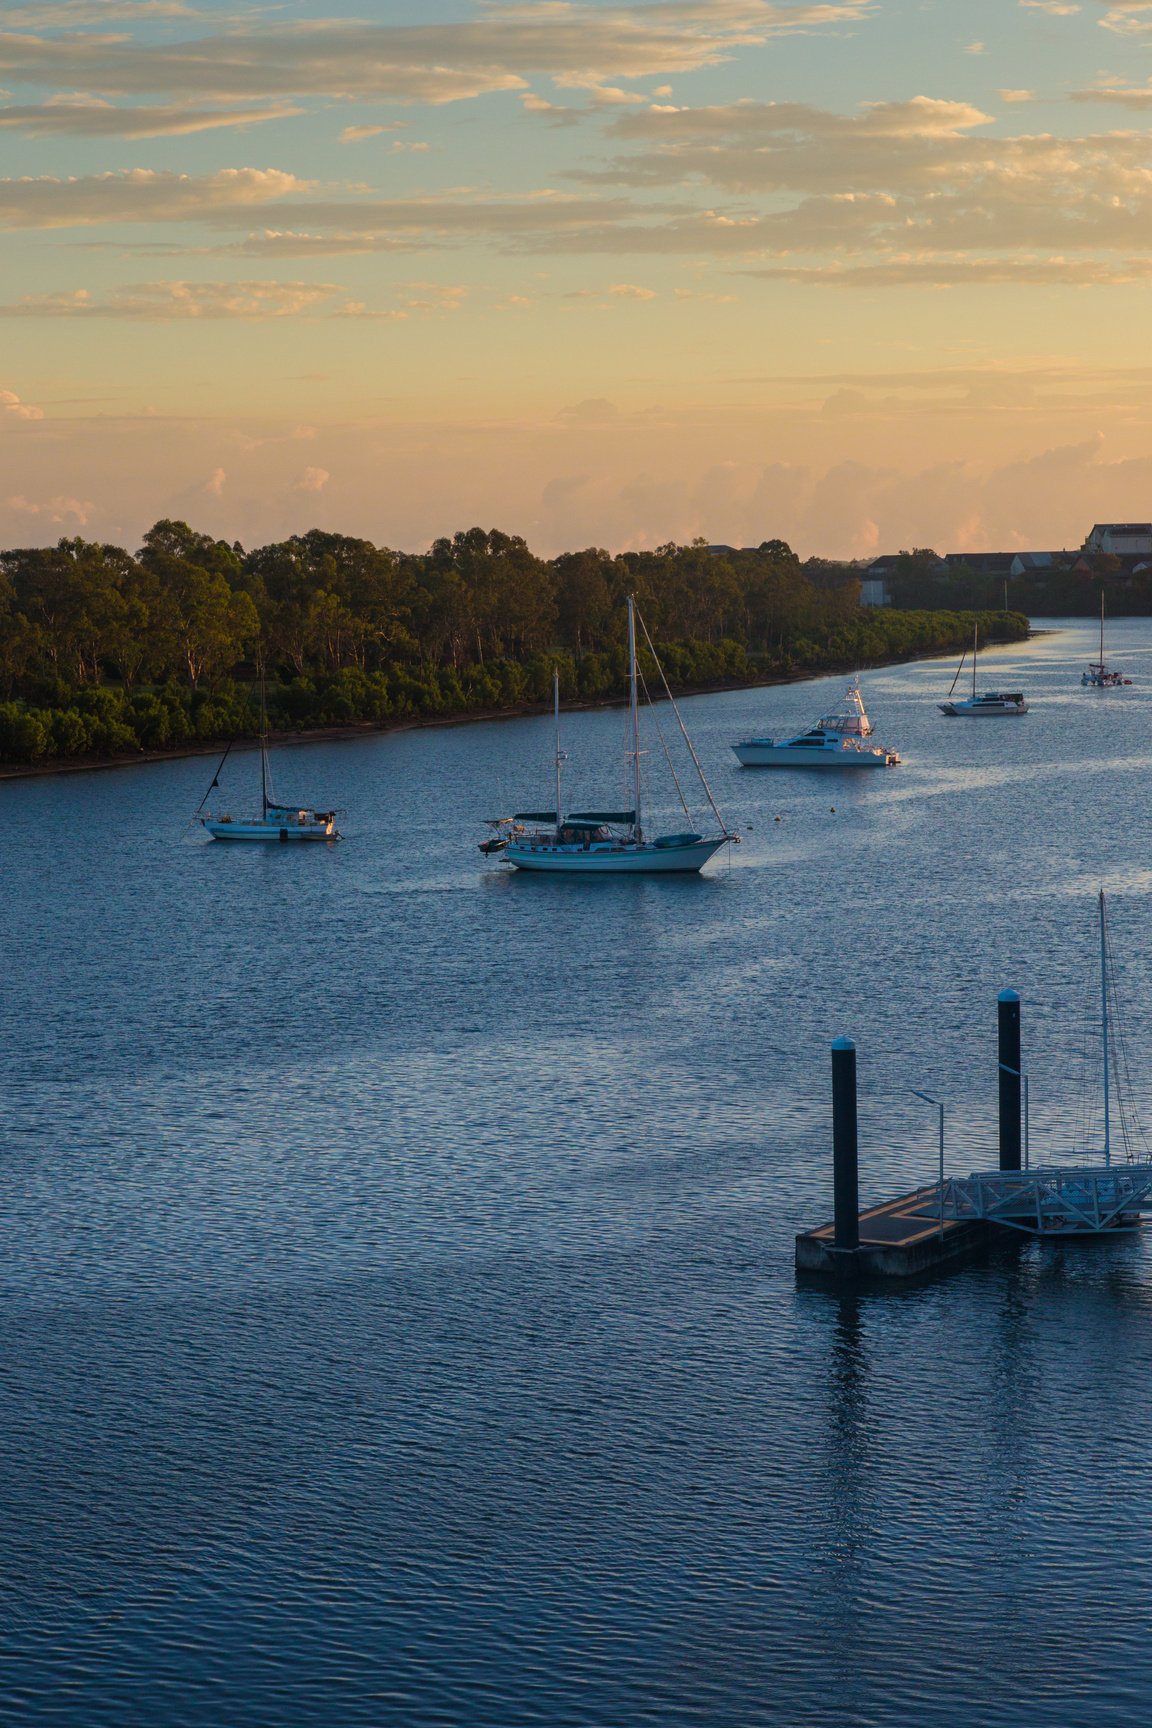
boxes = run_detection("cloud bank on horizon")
[2,0,1152,557]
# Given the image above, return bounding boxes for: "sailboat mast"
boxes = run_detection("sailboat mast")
[259,669,270,817]
[1101,888,1111,1168]
[628,594,642,839]
[1100,590,1106,666]
[972,624,978,701]
[553,668,563,831]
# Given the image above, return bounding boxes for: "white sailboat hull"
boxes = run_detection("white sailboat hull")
[504,837,726,874]
[938,700,1027,717]
[202,818,338,841]
[732,741,897,767]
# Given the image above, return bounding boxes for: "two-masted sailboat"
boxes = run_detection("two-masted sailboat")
[482,596,736,874]
[196,686,341,842]
[938,625,1028,716]
[1082,594,1132,687]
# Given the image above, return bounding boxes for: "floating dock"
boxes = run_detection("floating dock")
[796,1188,993,1279]
[797,999,1020,1282]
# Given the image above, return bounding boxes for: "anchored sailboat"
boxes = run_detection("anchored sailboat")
[938,625,1027,716]
[483,596,736,874]
[197,683,341,842]
[938,892,1152,1237]
[1082,593,1131,687]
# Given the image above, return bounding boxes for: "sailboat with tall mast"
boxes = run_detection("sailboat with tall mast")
[938,625,1028,716]
[1082,592,1131,687]
[935,890,1152,1236]
[196,679,341,842]
[482,596,735,873]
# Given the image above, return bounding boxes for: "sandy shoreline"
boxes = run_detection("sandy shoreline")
[0,637,1034,783]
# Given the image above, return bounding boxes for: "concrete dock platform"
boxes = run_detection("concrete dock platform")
[795,1186,994,1279]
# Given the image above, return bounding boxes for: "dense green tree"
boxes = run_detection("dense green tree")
[0,515,1031,764]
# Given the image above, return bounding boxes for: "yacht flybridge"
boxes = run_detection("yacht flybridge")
[196,694,341,842]
[732,679,899,768]
[939,626,1027,716]
[1083,594,1131,687]
[483,598,737,874]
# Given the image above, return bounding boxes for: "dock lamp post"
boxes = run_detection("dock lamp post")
[910,1090,945,1241]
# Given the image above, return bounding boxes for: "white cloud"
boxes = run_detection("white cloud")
[340,123,408,142]
[293,466,330,493]
[0,387,44,419]
[0,3,876,107]
[1,1,198,23]
[1098,1,1152,32]
[748,255,1152,285]
[0,100,301,137]
[998,88,1035,102]
[0,168,302,229]
[1,280,343,317]
[5,492,92,524]
[1069,81,1152,107]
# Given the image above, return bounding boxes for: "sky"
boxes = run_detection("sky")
[4,0,1152,558]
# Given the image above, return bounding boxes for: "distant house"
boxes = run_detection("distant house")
[862,555,906,578]
[1071,551,1152,578]
[1083,524,1152,556]
[859,577,891,607]
[942,552,1017,578]
[1010,552,1067,576]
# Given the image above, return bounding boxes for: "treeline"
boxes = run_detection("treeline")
[0,521,1029,765]
[884,547,1152,616]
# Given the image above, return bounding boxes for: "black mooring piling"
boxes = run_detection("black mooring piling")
[795,1029,998,1280]
[832,1037,860,1252]
[998,989,1022,1172]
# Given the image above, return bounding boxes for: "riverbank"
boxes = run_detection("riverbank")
[0,630,1035,782]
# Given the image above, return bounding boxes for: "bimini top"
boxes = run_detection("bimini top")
[514,810,558,822]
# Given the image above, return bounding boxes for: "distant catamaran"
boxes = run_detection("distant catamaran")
[196,683,341,842]
[481,597,736,874]
[938,626,1028,716]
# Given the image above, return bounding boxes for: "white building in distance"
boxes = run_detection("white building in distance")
[1083,524,1152,556]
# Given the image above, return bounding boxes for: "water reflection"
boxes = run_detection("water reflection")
[4,617,1152,1723]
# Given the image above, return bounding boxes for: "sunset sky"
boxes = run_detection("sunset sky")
[4,0,1152,557]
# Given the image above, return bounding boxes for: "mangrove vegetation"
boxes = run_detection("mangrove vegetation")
[0,522,1030,765]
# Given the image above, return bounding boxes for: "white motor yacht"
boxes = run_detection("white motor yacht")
[732,679,899,768]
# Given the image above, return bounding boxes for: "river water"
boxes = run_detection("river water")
[4,617,1152,1726]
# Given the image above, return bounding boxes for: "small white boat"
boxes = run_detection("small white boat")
[1082,594,1131,687]
[939,626,1028,716]
[196,700,341,842]
[487,599,736,875]
[732,679,899,768]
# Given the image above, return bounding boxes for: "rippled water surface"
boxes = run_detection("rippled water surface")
[6,618,1152,1726]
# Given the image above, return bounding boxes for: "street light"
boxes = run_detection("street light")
[910,1089,945,1240]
